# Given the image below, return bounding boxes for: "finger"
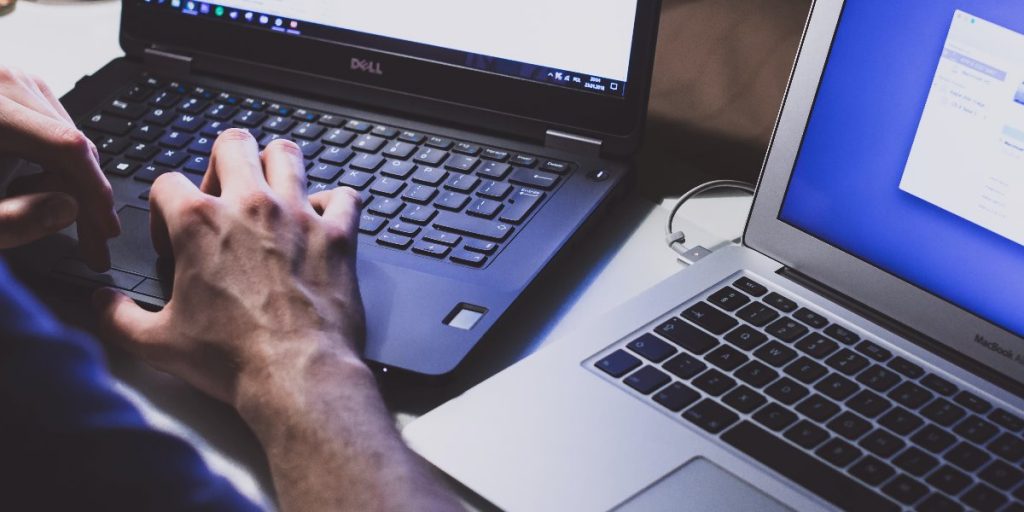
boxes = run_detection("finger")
[202,129,267,199]
[0,100,120,244]
[149,172,203,259]
[6,172,64,197]
[261,139,309,209]
[93,288,165,355]
[0,69,67,123]
[0,192,78,249]
[310,187,361,237]
[30,74,75,124]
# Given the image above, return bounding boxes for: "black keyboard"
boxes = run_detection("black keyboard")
[83,76,573,269]
[591,275,1024,512]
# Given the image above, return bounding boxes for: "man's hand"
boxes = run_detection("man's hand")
[0,67,120,270]
[94,129,366,403]
[94,130,460,511]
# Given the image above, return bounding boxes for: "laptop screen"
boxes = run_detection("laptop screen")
[142,1,638,98]
[781,2,1024,355]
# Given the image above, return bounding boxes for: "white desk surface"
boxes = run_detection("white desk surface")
[0,2,754,508]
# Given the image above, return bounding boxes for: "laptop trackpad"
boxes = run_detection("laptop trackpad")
[613,458,791,512]
[108,206,161,280]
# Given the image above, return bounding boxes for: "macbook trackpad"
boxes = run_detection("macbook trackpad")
[108,206,161,280]
[613,458,791,512]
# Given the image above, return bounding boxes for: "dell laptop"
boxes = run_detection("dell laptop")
[405,0,1024,509]
[7,0,661,376]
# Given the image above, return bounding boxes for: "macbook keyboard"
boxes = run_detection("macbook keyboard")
[83,76,573,269]
[590,275,1024,512]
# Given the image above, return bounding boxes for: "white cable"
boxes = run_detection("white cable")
[665,180,755,264]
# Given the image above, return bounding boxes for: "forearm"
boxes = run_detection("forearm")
[235,342,460,512]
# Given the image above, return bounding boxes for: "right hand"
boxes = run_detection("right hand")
[94,129,368,405]
[0,67,120,270]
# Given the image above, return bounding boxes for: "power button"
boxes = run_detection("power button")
[587,169,610,182]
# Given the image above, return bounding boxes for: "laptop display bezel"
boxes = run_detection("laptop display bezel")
[744,0,1024,393]
[118,0,661,144]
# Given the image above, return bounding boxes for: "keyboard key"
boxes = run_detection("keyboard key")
[452,142,480,155]
[133,164,169,183]
[264,116,296,134]
[855,340,892,362]
[145,107,175,126]
[499,188,544,223]
[381,159,416,180]
[793,308,828,329]
[371,125,399,139]
[414,147,448,166]
[722,386,767,414]
[735,302,780,327]
[785,420,830,449]
[796,394,840,422]
[97,136,130,154]
[382,141,417,160]
[344,120,371,133]
[444,155,479,173]
[411,166,448,186]
[795,333,839,359]
[324,128,356,147]
[848,390,892,418]
[450,249,487,268]
[402,184,438,204]
[595,350,641,378]
[683,399,738,434]
[434,214,514,242]
[662,353,707,380]
[540,160,568,173]
[879,407,925,436]
[388,221,421,237]
[339,170,375,190]
[707,287,751,312]
[754,341,797,367]
[826,349,870,376]
[653,382,700,412]
[625,366,671,395]
[478,180,513,200]
[922,398,966,427]
[766,318,809,343]
[295,140,323,159]
[358,214,387,235]
[921,374,958,396]
[126,142,159,161]
[886,356,924,379]
[733,277,768,297]
[398,130,426,144]
[815,373,859,401]
[425,136,453,150]
[988,433,1024,463]
[627,334,677,363]
[350,153,385,172]
[435,191,470,211]
[692,369,736,396]
[309,163,344,183]
[888,381,934,409]
[911,424,956,453]
[159,130,192,149]
[953,415,999,445]
[724,325,768,351]
[990,409,1024,432]
[104,99,147,119]
[828,411,872,440]
[917,494,963,512]
[764,292,797,313]
[509,168,559,190]
[954,391,991,415]
[754,403,798,431]
[859,429,905,458]
[103,159,138,177]
[654,318,719,355]
[511,154,537,168]
[706,345,748,372]
[765,377,809,405]
[445,174,481,193]
[893,446,938,476]
[292,109,319,123]
[131,123,162,142]
[856,365,901,393]
[962,483,1007,512]
[849,456,896,486]
[482,148,510,161]
[735,361,779,388]
[369,177,406,197]
[927,465,973,495]
[722,421,899,511]
[154,149,188,168]
[85,113,132,135]
[172,113,204,132]
[477,161,512,180]
[682,302,738,335]
[817,438,863,468]
[400,205,437,225]
[880,475,927,506]
[784,357,828,384]
[377,232,412,250]
[183,156,209,175]
[463,239,498,254]
[368,197,404,217]
[980,459,1023,490]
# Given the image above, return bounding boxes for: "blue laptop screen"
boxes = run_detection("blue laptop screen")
[780,1,1024,338]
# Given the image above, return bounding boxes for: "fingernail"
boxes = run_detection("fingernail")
[44,196,78,231]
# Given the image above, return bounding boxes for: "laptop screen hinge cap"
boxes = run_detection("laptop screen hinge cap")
[545,129,603,158]
[143,47,193,79]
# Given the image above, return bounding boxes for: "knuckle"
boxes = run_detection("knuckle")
[265,138,303,158]
[179,195,218,226]
[335,186,362,208]
[240,190,282,218]
[0,66,13,82]
[55,125,91,154]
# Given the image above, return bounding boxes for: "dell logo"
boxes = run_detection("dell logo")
[351,58,383,76]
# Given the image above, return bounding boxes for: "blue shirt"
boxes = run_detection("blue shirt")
[0,260,261,511]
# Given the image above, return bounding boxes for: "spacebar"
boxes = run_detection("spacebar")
[721,421,898,512]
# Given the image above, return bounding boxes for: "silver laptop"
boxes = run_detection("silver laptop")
[404,1,1024,510]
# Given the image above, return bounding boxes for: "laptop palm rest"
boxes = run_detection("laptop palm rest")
[612,457,791,512]
[108,206,162,280]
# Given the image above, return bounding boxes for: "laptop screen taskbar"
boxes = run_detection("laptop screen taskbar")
[140,0,630,98]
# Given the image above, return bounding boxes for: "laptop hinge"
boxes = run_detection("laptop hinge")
[143,47,193,79]
[544,130,603,158]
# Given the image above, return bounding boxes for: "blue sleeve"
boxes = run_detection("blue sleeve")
[0,260,263,512]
